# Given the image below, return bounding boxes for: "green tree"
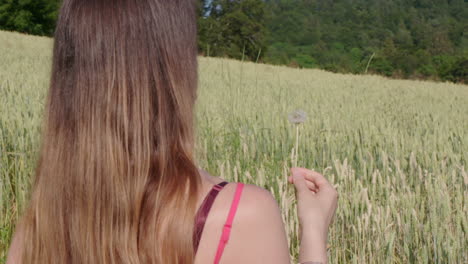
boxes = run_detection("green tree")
[0,0,60,36]
[197,0,268,61]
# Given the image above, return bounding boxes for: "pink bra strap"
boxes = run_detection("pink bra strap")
[213,182,244,264]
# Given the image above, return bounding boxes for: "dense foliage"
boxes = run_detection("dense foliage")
[1,0,466,83]
[197,0,268,61]
[0,0,59,35]
[261,0,468,83]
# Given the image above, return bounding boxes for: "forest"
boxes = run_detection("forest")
[1,0,467,83]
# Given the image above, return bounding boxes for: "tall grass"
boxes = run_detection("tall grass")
[1,30,467,263]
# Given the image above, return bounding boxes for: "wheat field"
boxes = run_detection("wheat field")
[0,30,467,263]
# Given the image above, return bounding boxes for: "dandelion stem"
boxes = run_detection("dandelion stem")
[294,124,300,167]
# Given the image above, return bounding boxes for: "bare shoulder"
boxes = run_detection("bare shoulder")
[195,169,290,263]
[235,183,286,233]
[221,183,291,264]
[238,183,281,214]
[210,182,282,221]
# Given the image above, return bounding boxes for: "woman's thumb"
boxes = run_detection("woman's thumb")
[292,170,308,194]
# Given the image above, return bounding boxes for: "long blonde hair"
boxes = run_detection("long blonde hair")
[19,0,201,262]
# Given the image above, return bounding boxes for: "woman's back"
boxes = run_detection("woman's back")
[7,169,292,264]
[194,169,291,263]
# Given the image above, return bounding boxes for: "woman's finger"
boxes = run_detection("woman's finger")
[305,180,318,192]
[289,170,318,192]
[296,168,331,189]
[291,172,309,195]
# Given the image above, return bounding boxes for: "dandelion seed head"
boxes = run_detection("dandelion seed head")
[288,109,307,124]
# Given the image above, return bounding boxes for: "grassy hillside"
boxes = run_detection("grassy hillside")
[1,30,467,263]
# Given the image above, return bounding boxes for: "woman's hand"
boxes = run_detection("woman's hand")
[288,167,338,263]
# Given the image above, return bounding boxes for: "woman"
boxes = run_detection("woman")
[6,0,338,263]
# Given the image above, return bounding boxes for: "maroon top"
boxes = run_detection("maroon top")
[193,181,229,253]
